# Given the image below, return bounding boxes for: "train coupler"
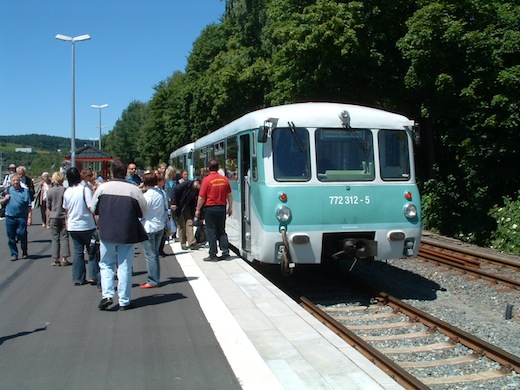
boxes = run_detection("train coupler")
[342,239,377,259]
[277,245,295,276]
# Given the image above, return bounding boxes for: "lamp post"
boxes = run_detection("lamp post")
[55,33,91,168]
[91,104,108,150]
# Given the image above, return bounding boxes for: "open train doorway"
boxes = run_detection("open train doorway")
[240,134,251,252]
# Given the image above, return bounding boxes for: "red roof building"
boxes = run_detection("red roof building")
[64,145,113,180]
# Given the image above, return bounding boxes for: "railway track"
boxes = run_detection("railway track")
[306,293,520,389]
[254,235,520,389]
[257,266,520,389]
[418,236,520,290]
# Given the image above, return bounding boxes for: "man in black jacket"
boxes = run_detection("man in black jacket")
[91,159,148,311]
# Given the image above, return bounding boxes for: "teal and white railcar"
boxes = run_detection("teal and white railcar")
[169,142,195,180]
[174,102,421,274]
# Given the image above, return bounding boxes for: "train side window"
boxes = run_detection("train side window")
[214,141,226,176]
[226,137,238,181]
[316,128,374,181]
[378,130,410,181]
[272,128,310,182]
[195,147,209,178]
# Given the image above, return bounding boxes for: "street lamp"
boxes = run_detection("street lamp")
[91,104,108,150]
[55,33,91,168]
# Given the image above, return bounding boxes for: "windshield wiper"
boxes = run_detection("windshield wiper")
[288,121,306,154]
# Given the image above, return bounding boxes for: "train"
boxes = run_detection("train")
[170,142,195,181]
[170,102,421,274]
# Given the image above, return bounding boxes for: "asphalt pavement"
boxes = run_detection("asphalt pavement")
[0,212,241,390]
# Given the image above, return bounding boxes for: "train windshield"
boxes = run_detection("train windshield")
[272,127,311,181]
[316,128,375,181]
[378,130,411,181]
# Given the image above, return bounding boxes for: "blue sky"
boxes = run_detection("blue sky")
[0,0,225,143]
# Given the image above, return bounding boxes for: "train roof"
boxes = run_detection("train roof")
[194,102,415,148]
[169,142,194,159]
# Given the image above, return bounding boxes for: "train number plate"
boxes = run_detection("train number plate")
[329,195,371,205]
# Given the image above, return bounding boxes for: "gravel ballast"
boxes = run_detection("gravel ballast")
[345,232,520,390]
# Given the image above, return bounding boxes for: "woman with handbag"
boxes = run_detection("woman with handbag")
[139,172,168,288]
[46,171,71,266]
[81,169,101,285]
[63,167,96,286]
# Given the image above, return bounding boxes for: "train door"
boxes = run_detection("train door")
[239,134,251,252]
[186,151,194,180]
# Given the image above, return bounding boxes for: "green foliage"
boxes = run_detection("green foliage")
[0,135,88,154]
[183,23,237,139]
[184,19,267,139]
[265,0,363,103]
[17,152,67,178]
[0,136,80,178]
[420,165,495,244]
[103,101,149,167]
[489,191,520,255]
[264,0,416,106]
[399,0,520,245]
[138,74,188,168]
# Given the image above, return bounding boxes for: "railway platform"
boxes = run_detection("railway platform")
[0,213,401,389]
[172,240,402,389]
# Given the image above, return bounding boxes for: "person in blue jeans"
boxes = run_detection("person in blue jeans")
[91,159,148,311]
[139,172,168,288]
[63,167,96,286]
[1,174,32,261]
[195,160,233,261]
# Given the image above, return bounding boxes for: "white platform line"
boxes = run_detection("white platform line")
[173,244,283,390]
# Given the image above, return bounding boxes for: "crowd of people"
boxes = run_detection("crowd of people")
[1,158,233,311]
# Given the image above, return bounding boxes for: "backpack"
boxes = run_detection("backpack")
[0,186,9,218]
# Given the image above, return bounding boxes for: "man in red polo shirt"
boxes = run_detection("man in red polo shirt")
[195,160,232,261]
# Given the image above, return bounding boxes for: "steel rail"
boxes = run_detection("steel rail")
[420,244,480,267]
[299,296,429,390]
[379,292,520,374]
[421,236,520,270]
[418,247,520,290]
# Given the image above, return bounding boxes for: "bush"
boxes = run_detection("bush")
[489,191,520,256]
[420,171,496,245]
[421,175,465,237]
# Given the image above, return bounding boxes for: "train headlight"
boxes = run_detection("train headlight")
[276,205,292,222]
[403,203,418,219]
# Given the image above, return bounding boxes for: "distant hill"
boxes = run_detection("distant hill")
[0,134,95,177]
[0,134,91,152]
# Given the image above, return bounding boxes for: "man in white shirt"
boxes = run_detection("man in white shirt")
[2,164,16,187]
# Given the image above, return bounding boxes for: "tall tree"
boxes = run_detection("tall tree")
[262,0,417,107]
[184,19,267,139]
[138,72,200,167]
[398,0,520,241]
[103,100,148,167]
